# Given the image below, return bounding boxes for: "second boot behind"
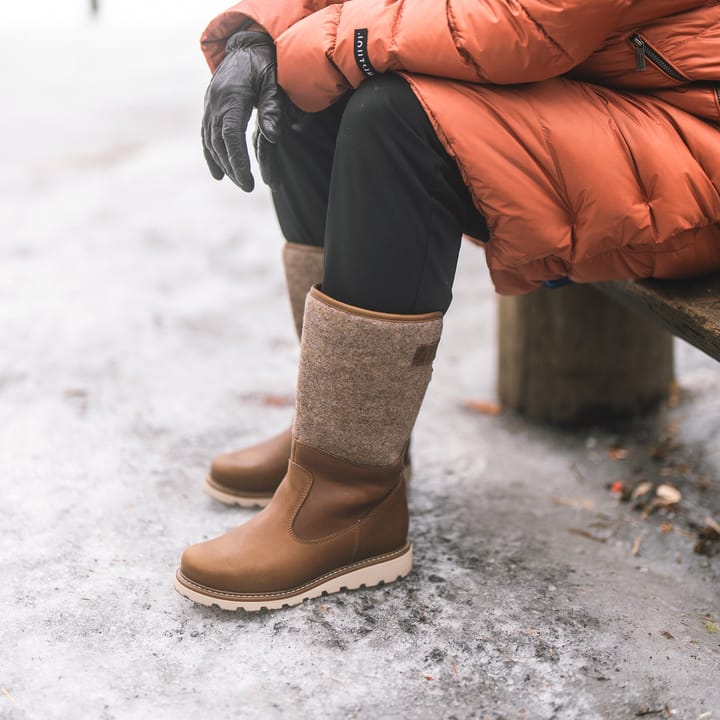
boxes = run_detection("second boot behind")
[204,242,323,506]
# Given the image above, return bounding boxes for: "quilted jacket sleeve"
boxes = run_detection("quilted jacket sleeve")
[276,0,635,110]
[200,0,346,72]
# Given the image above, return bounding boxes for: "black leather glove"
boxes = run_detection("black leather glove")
[253,123,279,189]
[202,30,282,191]
[252,96,305,189]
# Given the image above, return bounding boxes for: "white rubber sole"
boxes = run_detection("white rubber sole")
[203,476,273,508]
[174,544,412,612]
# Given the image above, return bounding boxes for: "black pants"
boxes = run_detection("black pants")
[271,74,487,315]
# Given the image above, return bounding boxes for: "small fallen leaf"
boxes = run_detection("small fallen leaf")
[261,394,294,407]
[660,630,674,640]
[568,528,607,544]
[608,447,629,460]
[635,706,664,717]
[552,497,596,510]
[704,516,720,537]
[631,535,642,557]
[632,482,653,500]
[423,675,434,681]
[660,522,674,534]
[705,620,719,635]
[656,484,681,505]
[464,400,502,416]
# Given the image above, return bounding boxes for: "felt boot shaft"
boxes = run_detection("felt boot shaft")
[295,286,442,467]
[283,242,324,338]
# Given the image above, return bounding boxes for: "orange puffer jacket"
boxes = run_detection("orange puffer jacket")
[202,0,720,294]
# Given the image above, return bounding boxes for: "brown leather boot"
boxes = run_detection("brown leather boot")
[203,242,323,507]
[176,286,442,611]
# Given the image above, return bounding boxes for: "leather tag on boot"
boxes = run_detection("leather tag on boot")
[413,341,439,367]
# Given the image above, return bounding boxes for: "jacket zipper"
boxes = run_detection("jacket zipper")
[631,34,688,81]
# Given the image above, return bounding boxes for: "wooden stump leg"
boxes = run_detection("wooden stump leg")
[498,284,674,425]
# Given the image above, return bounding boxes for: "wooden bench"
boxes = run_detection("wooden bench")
[596,275,720,363]
[497,274,720,425]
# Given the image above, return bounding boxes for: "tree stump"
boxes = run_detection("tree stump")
[497,284,674,425]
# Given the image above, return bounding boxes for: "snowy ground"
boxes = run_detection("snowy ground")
[2,4,720,719]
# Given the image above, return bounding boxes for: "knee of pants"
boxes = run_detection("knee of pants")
[336,74,420,151]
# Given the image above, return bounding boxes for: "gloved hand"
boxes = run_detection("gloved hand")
[252,124,278,189]
[202,30,283,192]
[252,96,306,189]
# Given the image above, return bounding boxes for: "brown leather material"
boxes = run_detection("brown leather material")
[310,285,442,323]
[412,341,440,367]
[208,428,413,500]
[290,441,404,541]
[354,469,409,562]
[209,427,292,495]
[181,441,408,595]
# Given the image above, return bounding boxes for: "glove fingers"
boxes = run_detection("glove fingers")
[203,143,225,180]
[210,116,233,179]
[256,65,283,144]
[201,105,225,180]
[222,111,254,192]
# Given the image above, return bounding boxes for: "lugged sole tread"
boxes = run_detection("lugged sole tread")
[174,545,412,612]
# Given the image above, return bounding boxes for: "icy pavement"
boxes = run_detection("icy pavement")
[2,5,720,719]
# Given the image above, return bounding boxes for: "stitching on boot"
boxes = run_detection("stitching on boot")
[287,459,367,546]
[356,477,404,530]
[177,544,411,600]
[287,460,313,536]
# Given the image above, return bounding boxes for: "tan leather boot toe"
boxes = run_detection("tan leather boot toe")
[177,442,412,611]
[204,428,292,507]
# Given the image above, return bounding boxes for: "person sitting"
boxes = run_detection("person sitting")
[175,0,720,611]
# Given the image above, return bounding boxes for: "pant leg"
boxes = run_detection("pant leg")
[322,74,487,315]
[270,97,349,248]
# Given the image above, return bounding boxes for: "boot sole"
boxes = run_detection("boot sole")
[174,544,412,612]
[203,464,412,508]
[203,476,273,508]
